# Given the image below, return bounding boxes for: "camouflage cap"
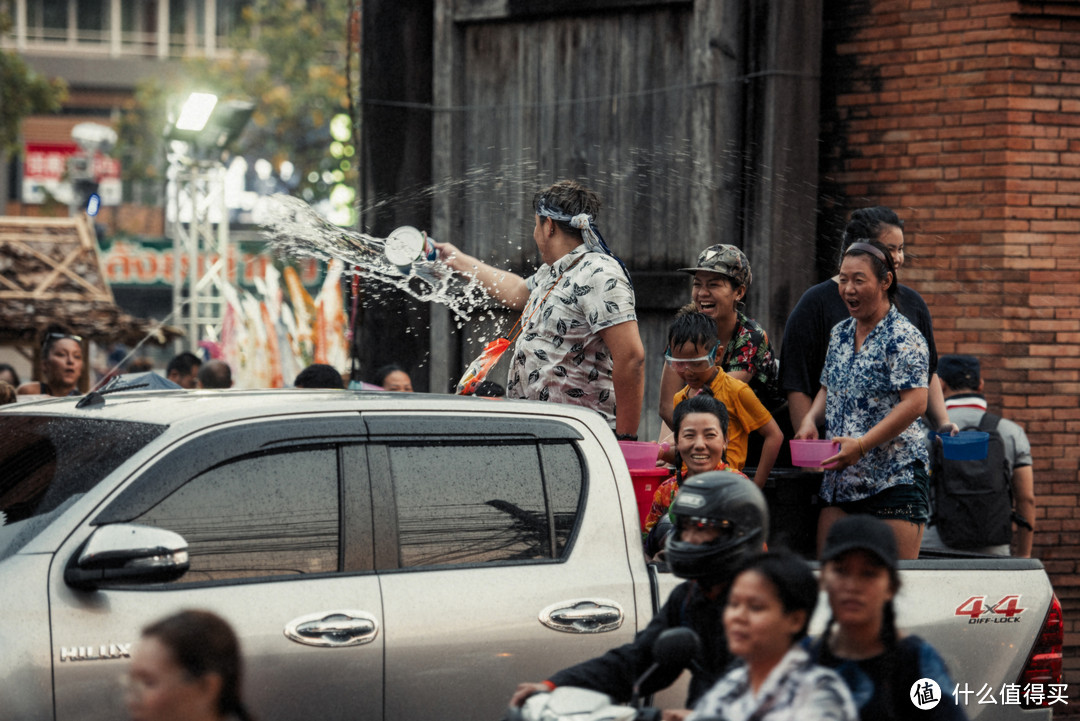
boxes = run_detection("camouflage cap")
[677,244,752,287]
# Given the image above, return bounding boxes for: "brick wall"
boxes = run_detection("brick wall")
[821,0,1080,711]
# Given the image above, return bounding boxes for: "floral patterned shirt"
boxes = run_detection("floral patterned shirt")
[507,245,637,425]
[687,645,857,721]
[723,311,781,407]
[819,305,929,503]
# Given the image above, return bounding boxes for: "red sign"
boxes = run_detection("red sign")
[22,142,122,205]
[24,143,120,181]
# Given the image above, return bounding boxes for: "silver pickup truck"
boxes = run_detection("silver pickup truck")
[0,390,1061,720]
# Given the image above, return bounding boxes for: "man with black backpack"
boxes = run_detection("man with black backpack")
[921,355,1036,557]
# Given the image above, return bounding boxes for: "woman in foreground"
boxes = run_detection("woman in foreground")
[125,609,255,721]
[687,552,857,721]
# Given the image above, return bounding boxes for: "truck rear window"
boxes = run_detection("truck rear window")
[0,416,165,560]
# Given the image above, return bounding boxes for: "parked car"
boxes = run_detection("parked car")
[0,389,1061,720]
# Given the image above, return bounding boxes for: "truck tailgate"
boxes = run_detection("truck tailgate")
[649,557,1055,720]
[872,558,1055,720]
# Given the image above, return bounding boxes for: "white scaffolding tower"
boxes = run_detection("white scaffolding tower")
[169,160,232,352]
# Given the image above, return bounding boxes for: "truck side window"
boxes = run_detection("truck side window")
[132,448,340,583]
[387,440,584,568]
[539,442,586,556]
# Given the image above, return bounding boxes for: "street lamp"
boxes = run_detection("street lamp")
[165,93,254,154]
[165,92,254,351]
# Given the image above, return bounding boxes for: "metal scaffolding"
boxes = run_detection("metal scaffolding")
[169,160,232,351]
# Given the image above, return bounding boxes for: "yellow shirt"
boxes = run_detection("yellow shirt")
[673,371,772,470]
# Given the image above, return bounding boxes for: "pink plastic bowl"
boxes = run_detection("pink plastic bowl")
[789,439,840,468]
[618,440,662,469]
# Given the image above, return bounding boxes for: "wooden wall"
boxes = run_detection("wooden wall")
[363,0,823,438]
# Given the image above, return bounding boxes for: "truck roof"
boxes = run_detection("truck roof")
[0,388,606,434]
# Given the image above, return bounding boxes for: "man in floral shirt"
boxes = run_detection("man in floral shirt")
[435,180,645,438]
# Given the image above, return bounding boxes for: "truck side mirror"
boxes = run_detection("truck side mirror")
[64,524,190,591]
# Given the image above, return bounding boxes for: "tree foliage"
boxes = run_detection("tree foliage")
[0,10,68,156]
[116,0,357,202]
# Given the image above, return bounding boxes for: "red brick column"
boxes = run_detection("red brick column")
[821,0,1080,709]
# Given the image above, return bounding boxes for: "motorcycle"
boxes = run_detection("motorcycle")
[506,627,702,721]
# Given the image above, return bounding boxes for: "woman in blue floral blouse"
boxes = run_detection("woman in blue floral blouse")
[793,240,930,560]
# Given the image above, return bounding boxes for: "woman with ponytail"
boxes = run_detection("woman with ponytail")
[809,515,967,721]
[125,610,255,721]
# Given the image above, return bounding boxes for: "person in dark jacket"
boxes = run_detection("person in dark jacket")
[509,471,769,718]
[808,515,967,721]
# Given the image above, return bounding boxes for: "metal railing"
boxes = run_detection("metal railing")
[4,27,237,59]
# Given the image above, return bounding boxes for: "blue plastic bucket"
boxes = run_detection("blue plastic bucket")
[940,430,989,461]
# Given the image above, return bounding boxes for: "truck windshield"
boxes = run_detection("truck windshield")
[0,416,166,561]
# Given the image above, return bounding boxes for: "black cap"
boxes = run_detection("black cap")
[938,354,980,391]
[820,515,898,572]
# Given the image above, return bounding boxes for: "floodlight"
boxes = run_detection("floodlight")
[175,93,219,132]
[165,93,254,152]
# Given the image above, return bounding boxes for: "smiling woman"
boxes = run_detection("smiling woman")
[658,244,782,429]
[642,394,748,548]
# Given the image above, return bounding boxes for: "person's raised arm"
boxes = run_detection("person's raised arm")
[599,321,646,437]
[433,240,530,311]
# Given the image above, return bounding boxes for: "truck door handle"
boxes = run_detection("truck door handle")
[539,599,624,634]
[283,610,380,647]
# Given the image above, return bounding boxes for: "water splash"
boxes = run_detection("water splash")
[262,194,495,324]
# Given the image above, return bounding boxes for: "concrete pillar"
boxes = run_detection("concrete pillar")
[67,0,77,47]
[158,0,169,58]
[14,0,27,50]
[110,0,122,56]
[205,0,216,55]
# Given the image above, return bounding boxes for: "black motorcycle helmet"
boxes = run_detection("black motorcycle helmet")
[664,471,769,587]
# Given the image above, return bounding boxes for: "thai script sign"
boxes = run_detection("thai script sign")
[100,238,322,289]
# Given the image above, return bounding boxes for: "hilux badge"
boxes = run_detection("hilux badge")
[60,643,132,662]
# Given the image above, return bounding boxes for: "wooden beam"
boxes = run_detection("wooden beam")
[689,0,744,262]
[3,240,112,301]
[741,0,823,349]
[429,0,466,394]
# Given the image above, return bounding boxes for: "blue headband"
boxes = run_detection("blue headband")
[536,199,632,286]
